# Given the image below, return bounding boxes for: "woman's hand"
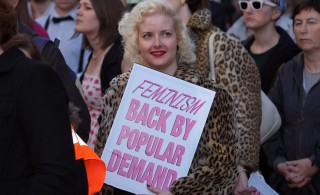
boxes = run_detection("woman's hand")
[233,171,257,195]
[285,158,316,188]
[146,185,172,195]
[277,159,316,188]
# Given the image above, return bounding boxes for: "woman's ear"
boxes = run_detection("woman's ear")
[272,7,281,21]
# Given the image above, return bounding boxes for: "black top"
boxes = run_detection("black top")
[243,26,301,94]
[18,21,91,142]
[0,47,78,194]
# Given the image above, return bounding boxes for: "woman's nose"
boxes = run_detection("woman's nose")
[153,36,162,48]
[300,23,308,34]
[76,7,83,16]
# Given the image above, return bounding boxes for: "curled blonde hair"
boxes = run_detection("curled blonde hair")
[118,0,196,66]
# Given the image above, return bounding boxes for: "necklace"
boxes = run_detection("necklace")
[92,49,105,60]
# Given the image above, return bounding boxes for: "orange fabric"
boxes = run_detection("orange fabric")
[72,130,106,195]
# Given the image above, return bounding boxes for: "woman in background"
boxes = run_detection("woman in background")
[0,1,77,193]
[263,0,320,194]
[76,0,124,148]
[240,0,300,186]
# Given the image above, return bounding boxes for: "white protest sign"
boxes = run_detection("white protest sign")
[101,64,215,194]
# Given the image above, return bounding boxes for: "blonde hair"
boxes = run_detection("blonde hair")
[118,0,196,66]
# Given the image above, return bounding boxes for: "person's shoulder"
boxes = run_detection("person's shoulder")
[105,71,131,95]
[32,21,49,38]
[210,27,243,44]
[279,52,303,73]
[19,57,58,78]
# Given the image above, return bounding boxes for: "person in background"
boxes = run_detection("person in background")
[2,33,42,60]
[240,0,301,190]
[7,0,91,143]
[95,0,239,194]
[29,0,55,20]
[15,0,49,38]
[228,0,298,42]
[76,0,124,149]
[3,33,90,194]
[263,0,320,194]
[37,0,88,74]
[164,1,261,194]
[0,1,78,194]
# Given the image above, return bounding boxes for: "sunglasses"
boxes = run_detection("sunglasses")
[238,0,277,11]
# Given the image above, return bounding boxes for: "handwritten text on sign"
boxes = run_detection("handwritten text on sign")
[101,64,215,194]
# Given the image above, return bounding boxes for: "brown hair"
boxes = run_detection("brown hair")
[16,0,33,29]
[68,102,81,131]
[0,0,17,45]
[2,33,42,60]
[82,0,125,50]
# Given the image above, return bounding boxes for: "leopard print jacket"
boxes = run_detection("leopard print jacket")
[188,9,261,172]
[95,63,239,194]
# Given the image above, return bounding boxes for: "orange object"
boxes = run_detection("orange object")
[71,129,106,195]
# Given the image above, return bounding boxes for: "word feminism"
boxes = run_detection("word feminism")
[133,80,207,115]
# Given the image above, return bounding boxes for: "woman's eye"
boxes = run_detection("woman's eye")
[294,21,302,26]
[308,20,317,24]
[162,32,172,37]
[142,34,152,38]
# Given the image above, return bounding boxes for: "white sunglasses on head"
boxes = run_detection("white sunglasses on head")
[238,0,277,11]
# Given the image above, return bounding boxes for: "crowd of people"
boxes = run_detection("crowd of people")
[1,0,319,194]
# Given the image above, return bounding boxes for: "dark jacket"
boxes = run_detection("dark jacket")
[0,47,78,194]
[263,53,320,194]
[80,39,123,93]
[18,21,91,142]
[243,26,301,94]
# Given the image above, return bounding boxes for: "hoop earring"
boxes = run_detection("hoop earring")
[180,0,186,5]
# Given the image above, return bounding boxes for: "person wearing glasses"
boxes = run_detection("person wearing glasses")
[239,0,300,191]
[228,0,297,42]
[240,0,301,111]
[262,0,320,194]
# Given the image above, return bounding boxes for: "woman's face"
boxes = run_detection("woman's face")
[241,0,279,30]
[138,13,178,74]
[75,0,99,36]
[294,8,320,53]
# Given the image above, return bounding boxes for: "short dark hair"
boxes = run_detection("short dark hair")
[0,0,17,45]
[292,0,320,22]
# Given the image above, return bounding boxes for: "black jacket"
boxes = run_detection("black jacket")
[0,47,78,194]
[18,21,91,142]
[243,26,301,94]
[263,53,320,194]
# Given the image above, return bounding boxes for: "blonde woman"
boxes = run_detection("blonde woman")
[95,0,239,194]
